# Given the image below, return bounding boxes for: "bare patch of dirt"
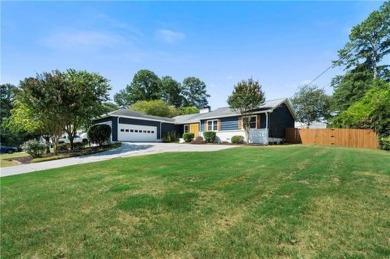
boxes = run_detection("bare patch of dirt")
[8,156,32,164]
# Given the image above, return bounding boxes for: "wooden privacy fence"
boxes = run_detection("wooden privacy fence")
[285,128,379,149]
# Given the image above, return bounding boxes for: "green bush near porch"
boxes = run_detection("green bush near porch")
[183,132,194,142]
[203,131,216,143]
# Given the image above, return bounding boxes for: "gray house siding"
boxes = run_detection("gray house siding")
[119,117,162,139]
[161,123,181,139]
[201,121,206,132]
[269,104,295,138]
[93,117,118,141]
[260,115,267,129]
[221,116,239,131]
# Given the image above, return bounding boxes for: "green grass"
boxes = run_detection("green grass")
[0,152,29,167]
[1,146,389,258]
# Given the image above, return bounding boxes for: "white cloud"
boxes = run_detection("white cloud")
[41,30,125,50]
[96,14,143,39]
[156,29,185,44]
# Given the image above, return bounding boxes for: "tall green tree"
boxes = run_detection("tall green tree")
[62,69,111,150]
[180,106,199,115]
[291,85,331,128]
[332,79,390,150]
[335,1,389,79]
[113,89,129,108]
[330,1,389,132]
[9,70,111,153]
[331,63,374,113]
[114,69,161,107]
[331,1,390,115]
[0,83,16,119]
[131,100,179,118]
[161,76,183,107]
[15,72,68,154]
[227,78,265,143]
[0,83,25,146]
[102,102,119,113]
[182,77,210,108]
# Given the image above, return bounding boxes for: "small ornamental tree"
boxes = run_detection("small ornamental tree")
[290,85,330,128]
[227,78,265,143]
[87,124,111,146]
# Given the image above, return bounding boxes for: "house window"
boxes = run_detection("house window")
[207,120,218,131]
[125,129,129,132]
[130,129,134,132]
[184,124,189,133]
[243,116,257,129]
[135,130,138,133]
[120,129,124,132]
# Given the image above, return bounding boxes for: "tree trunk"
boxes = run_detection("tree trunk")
[51,136,60,155]
[68,134,74,151]
[44,136,51,153]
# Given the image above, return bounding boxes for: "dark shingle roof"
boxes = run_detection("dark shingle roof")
[98,98,295,124]
[100,109,175,123]
[173,98,293,123]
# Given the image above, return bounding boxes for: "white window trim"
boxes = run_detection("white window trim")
[207,120,218,131]
[243,115,257,129]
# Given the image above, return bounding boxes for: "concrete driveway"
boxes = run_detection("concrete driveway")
[0,142,237,178]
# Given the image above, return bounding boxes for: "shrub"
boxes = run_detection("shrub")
[22,139,48,158]
[163,131,179,143]
[191,136,204,144]
[57,143,69,152]
[183,132,195,143]
[203,131,216,143]
[88,124,111,146]
[73,142,84,151]
[231,135,245,144]
[380,136,390,151]
[82,138,89,146]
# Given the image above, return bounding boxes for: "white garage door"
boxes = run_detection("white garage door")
[118,123,158,142]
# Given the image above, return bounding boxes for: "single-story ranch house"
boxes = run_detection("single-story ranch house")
[93,98,296,144]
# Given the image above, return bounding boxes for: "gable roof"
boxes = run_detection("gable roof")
[99,109,175,123]
[97,98,296,125]
[173,98,296,124]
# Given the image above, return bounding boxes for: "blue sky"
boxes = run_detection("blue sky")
[1,1,384,109]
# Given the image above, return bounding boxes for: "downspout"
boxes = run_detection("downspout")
[117,116,120,142]
[160,122,162,142]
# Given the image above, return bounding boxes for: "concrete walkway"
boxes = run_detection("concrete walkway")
[0,143,237,178]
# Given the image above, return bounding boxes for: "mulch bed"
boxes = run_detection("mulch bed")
[7,146,114,165]
[8,156,33,164]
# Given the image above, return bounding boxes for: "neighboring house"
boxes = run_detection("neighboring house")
[93,98,296,144]
[295,121,327,129]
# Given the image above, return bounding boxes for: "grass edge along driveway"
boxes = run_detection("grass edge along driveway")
[1,145,389,258]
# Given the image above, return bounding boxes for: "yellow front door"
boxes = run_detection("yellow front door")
[189,123,199,137]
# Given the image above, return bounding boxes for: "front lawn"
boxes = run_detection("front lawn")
[1,146,389,257]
